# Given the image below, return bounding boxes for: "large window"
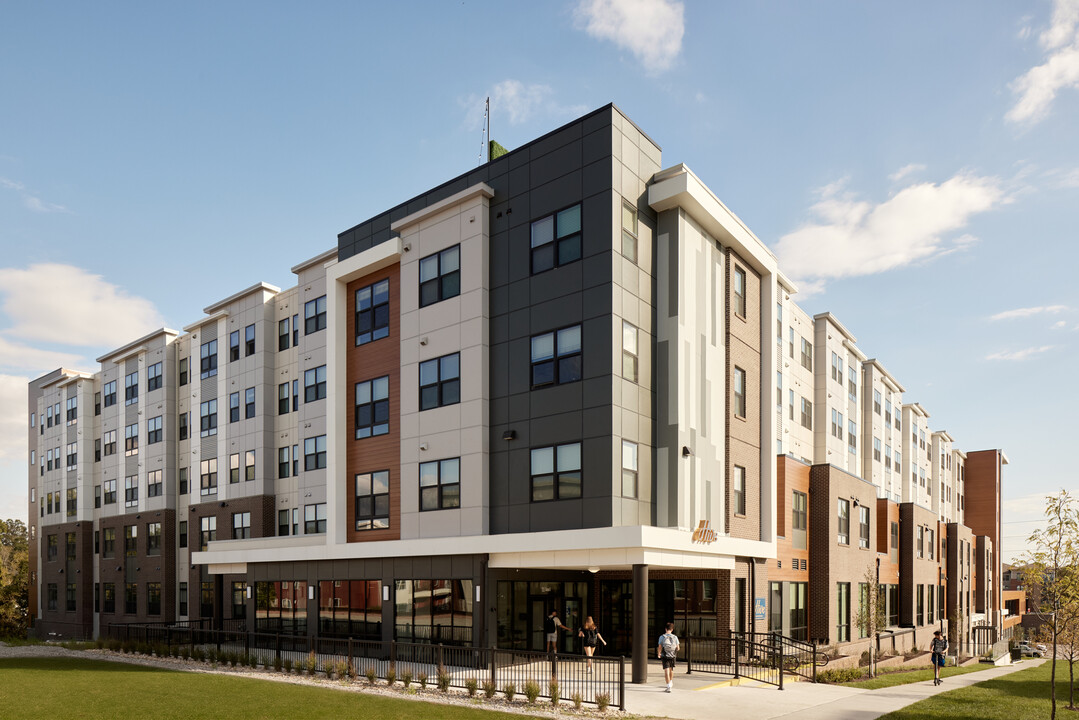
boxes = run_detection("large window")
[199,516,216,551]
[146,522,161,555]
[394,579,473,645]
[734,367,746,418]
[124,476,138,508]
[354,378,389,438]
[733,465,746,515]
[103,479,116,505]
[356,278,390,345]
[789,582,808,641]
[318,580,382,639]
[147,362,163,392]
[621,440,638,498]
[232,512,251,539]
[733,266,746,317]
[859,505,870,549]
[531,204,581,274]
[305,503,327,534]
[621,200,638,263]
[124,423,138,456]
[837,498,850,545]
[304,435,327,470]
[124,371,139,405]
[419,354,460,410]
[200,458,218,496]
[419,245,460,307]
[304,365,327,402]
[792,490,808,550]
[530,443,582,502]
[355,471,390,530]
[305,295,327,334]
[200,399,217,437]
[531,325,582,388]
[255,580,308,635]
[419,458,460,511]
[147,470,162,497]
[200,339,218,379]
[837,582,850,643]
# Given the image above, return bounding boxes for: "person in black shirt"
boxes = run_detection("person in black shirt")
[931,630,948,685]
[577,616,607,672]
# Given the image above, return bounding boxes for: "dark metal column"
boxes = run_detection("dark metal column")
[632,563,649,684]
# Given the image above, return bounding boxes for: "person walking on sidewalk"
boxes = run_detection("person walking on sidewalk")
[577,616,607,672]
[931,630,948,685]
[657,622,680,692]
[545,609,571,653]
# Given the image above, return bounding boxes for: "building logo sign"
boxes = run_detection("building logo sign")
[691,520,718,544]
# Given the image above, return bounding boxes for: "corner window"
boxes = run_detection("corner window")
[531,204,581,274]
[304,365,327,403]
[355,470,390,530]
[356,278,390,345]
[622,322,639,383]
[621,440,638,498]
[419,458,460,511]
[621,200,638,264]
[354,377,389,438]
[733,266,746,318]
[530,442,582,502]
[305,295,327,334]
[531,325,582,388]
[419,354,460,410]
[418,245,460,307]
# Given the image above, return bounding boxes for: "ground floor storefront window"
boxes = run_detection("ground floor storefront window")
[394,579,473,646]
[255,580,308,634]
[496,580,588,653]
[318,579,381,640]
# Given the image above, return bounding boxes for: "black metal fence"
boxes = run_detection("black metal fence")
[104,623,625,709]
[685,632,821,688]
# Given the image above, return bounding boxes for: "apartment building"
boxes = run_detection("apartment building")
[27,103,1007,672]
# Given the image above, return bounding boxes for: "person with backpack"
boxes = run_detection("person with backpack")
[931,630,948,685]
[545,609,570,653]
[577,616,607,672]
[656,622,680,692]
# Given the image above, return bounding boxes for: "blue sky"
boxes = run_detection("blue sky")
[2,0,1076,561]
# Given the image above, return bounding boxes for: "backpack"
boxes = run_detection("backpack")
[544,616,556,634]
[584,628,599,645]
[660,632,678,658]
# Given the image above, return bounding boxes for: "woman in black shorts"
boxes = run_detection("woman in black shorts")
[577,616,607,672]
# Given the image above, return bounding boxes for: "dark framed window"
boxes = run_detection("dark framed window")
[292,379,298,411]
[124,423,138,456]
[292,313,299,345]
[278,382,289,414]
[356,278,390,345]
[232,581,247,619]
[419,354,459,410]
[530,204,581,273]
[245,324,255,356]
[124,476,138,508]
[179,412,188,441]
[200,458,218,496]
[47,584,57,611]
[102,528,115,558]
[179,467,188,495]
[229,329,240,362]
[837,498,850,545]
[355,471,390,530]
[278,446,290,479]
[103,479,116,505]
[621,200,637,263]
[792,491,808,550]
[103,380,117,407]
[147,362,163,392]
[179,357,189,386]
[304,435,327,471]
[147,470,162,497]
[419,458,460,511]
[47,534,57,561]
[733,465,746,515]
[147,522,161,556]
[530,442,582,502]
[304,365,327,402]
[245,387,255,419]
[304,503,327,534]
[305,295,327,334]
[836,582,850,642]
[200,399,217,437]
[229,392,240,423]
[124,525,138,556]
[200,339,218,379]
[103,583,115,613]
[278,509,289,536]
[179,582,188,616]
[147,582,162,616]
[734,367,746,418]
[147,415,162,444]
[531,325,582,388]
[179,521,188,549]
[199,516,217,551]
[232,512,251,540]
[279,317,290,351]
[418,245,460,307]
[245,450,255,481]
[94,391,101,416]
[124,371,138,405]
[229,453,240,484]
[859,505,870,549]
[65,397,77,424]
[354,377,389,438]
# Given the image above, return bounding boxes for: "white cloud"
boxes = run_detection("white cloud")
[1006,0,1079,125]
[0,336,86,374]
[1053,320,1069,329]
[0,264,165,347]
[985,345,1054,361]
[491,81,553,126]
[0,175,67,213]
[575,0,685,74]
[0,177,25,191]
[775,173,1007,291]
[889,163,926,182]
[989,304,1068,321]
[0,375,27,463]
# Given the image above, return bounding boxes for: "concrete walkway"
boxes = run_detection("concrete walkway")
[624,658,1045,719]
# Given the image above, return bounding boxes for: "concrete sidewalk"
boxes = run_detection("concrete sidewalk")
[623,658,1045,719]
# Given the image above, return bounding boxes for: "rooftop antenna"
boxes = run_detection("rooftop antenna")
[478,96,490,166]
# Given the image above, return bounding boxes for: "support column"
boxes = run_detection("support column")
[632,563,649,684]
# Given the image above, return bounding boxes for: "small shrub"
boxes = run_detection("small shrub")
[334,659,348,681]
[95,638,105,650]
[817,667,865,683]
[207,648,218,664]
[273,655,282,672]
[180,647,190,661]
[502,683,516,702]
[571,691,583,710]
[482,680,497,699]
[465,678,477,697]
[386,665,397,686]
[859,650,871,667]
[596,692,611,712]
[548,679,560,706]
[283,658,293,674]
[401,669,413,688]
[230,652,240,667]
[418,672,428,690]
[191,647,205,663]
[524,680,541,704]
[305,651,319,676]
[437,669,451,693]
[366,666,377,685]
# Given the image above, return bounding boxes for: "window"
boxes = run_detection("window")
[885,444,892,470]
[147,362,163,392]
[200,339,218,379]
[146,582,162,616]
[874,390,882,415]
[917,584,924,626]
[124,371,139,405]
[928,584,935,625]
[420,458,460,511]
[873,437,882,462]
[147,470,162,497]
[179,467,188,495]
[46,405,52,428]
[94,484,100,508]
[278,510,289,536]
[354,378,389,438]
[124,524,138,557]
[792,491,808,550]
[928,528,935,559]
[278,382,289,414]
[278,447,290,479]
[229,453,240,483]
[65,441,77,470]
[200,399,217,437]
[848,367,857,401]
[800,338,813,370]
[199,516,216,551]
[279,318,290,351]
[200,458,218,496]
[531,204,581,273]
[419,354,459,410]
[245,450,255,481]
[831,352,841,382]
[800,397,812,430]
[179,357,189,386]
[848,420,857,453]
[621,440,638,498]
[734,367,746,418]
[102,582,115,613]
[622,322,639,382]
[95,392,101,415]
[245,324,255,356]
[179,582,188,616]
[229,328,240,361]
[292,444,299,476]
[733,266,747,317]
[147,522,161,555]
[66,488,76,517]
[177,411,188,441]
[355,278,390,345]
[47,534,57,561]
[124,423,139,456]
[733,465,746,515]
[917,525,924,558]
[837,582,850,643]
[777,371,783,407]
[292,379,298,411]
[416,244,462,307]
[245,387,255,418]
[65,582,76,612]
[304,435,327,470]
[530,443,582,502]
[179,521,188,549]
[232,512,251,539]
[831,409,843,440]
[304,365,327,402]
[885,399,892,424]
[232,581,247,619]
[621,199,638,263]
[859,506,870,549]
[147,415,162,444]
[531,325,582,388]
[837,498,850,544]
[292,313,299,345]
[305,503,327,534]
[102,528,115,558]
[305,295,327,334]
[103,479,116,505]
[229,392,240,423]
[65,396,77,424]
[47,584,57,611]
[124,475,138,508]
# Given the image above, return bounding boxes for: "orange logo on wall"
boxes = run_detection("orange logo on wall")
[692,520,718,544]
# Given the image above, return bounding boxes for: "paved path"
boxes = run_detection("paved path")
[624,658,1045,719]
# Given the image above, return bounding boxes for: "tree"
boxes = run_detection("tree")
[0,518,29,637]
[854,565,888,678]
[1023,490,1079,720]
[1055,603,1079,710]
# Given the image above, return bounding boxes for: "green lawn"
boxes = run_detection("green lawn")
[0,657,546,720]
[879,660,1078,719]
[842,662,993,689]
